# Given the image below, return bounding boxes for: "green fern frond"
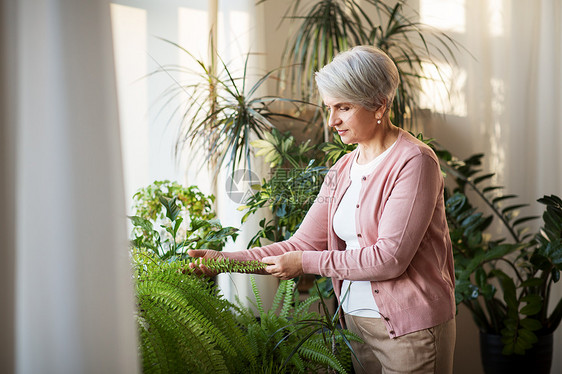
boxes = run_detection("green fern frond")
[269,280,287,313]
[135,253,260,373]
[138,294,229,373]
[250,275,266,316]
[299,338,348,373]
[280,280,296,318]
[195,257,267,273]
[294,294,320,317]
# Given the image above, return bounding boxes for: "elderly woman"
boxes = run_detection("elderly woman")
[189,45,456,373]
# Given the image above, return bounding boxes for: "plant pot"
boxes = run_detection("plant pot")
[479,331,553,374]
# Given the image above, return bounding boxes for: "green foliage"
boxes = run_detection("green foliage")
[154,40,309,175]
[186,258,267,274]
[134,250,258,374]
[132,180,215,222]
[424,137,562,356]
[242,129,329,247]
[129,181,238,260]
[236,277,361,373]
[133,249,359,373]
[319,133,357,165]
[259,0,463,128]
[251,128,316,169]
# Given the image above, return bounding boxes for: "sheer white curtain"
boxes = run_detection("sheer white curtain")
[420,0,561,373]
[0,0,139,373]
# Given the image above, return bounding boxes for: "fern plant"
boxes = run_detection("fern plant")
[133,249,360,373]
[234,276,361,373]
[133,251,259,374]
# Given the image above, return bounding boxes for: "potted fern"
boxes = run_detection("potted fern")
[132,249,360,373]
[441,151,562,373]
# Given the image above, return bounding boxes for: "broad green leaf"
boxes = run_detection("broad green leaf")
[491,269,517,309]
[519,318,542,331]
[520,295,542,316]
[475,268,487,289]
[520,278,543,287]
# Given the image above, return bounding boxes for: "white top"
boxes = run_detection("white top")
[332,142,396,317]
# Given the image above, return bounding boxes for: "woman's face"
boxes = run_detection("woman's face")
[323,97,379,145]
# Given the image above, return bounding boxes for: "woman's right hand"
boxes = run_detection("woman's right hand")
[186,249,225,277]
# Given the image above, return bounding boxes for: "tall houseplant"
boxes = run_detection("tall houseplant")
[154,40,309,176]
[260,0,462,129]
[439,148,562,372]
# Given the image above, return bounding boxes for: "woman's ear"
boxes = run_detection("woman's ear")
[374,99,387,119]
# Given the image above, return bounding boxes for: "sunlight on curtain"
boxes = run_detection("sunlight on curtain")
[419,62,467,117]
[487,0,505,37]
[111,4,149,212]
[418,0,468,118]
[420,0,465,33]
[178,8,208,60]
[177,6,212,194]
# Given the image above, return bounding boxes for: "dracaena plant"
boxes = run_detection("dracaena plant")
[153,39,309,176]
[259,0,463,128]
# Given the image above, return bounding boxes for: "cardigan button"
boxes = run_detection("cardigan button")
[389,330,395,335]
[362,176,367,181]
[374,289,379,294]
[384,317,390,321]
[357,233,362,238]
[356,204,359,208]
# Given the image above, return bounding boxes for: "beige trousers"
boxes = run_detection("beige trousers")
[343,315,456,374]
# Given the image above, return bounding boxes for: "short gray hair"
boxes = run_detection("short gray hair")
[315,46,399,112]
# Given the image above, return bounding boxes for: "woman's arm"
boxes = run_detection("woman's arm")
[302,152,442,281]
[190,164,339,276]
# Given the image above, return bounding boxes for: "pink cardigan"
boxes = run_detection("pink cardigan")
[227,129,456,338]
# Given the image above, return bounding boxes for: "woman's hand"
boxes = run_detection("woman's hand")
[187,249,224,277]
[262,252,304,280]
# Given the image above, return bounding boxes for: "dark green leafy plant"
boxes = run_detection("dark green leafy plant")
[435,147,562,355]
[129,181,238,260]
[132,180,215,222]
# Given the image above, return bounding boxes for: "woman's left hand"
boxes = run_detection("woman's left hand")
[262,252,304,280]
